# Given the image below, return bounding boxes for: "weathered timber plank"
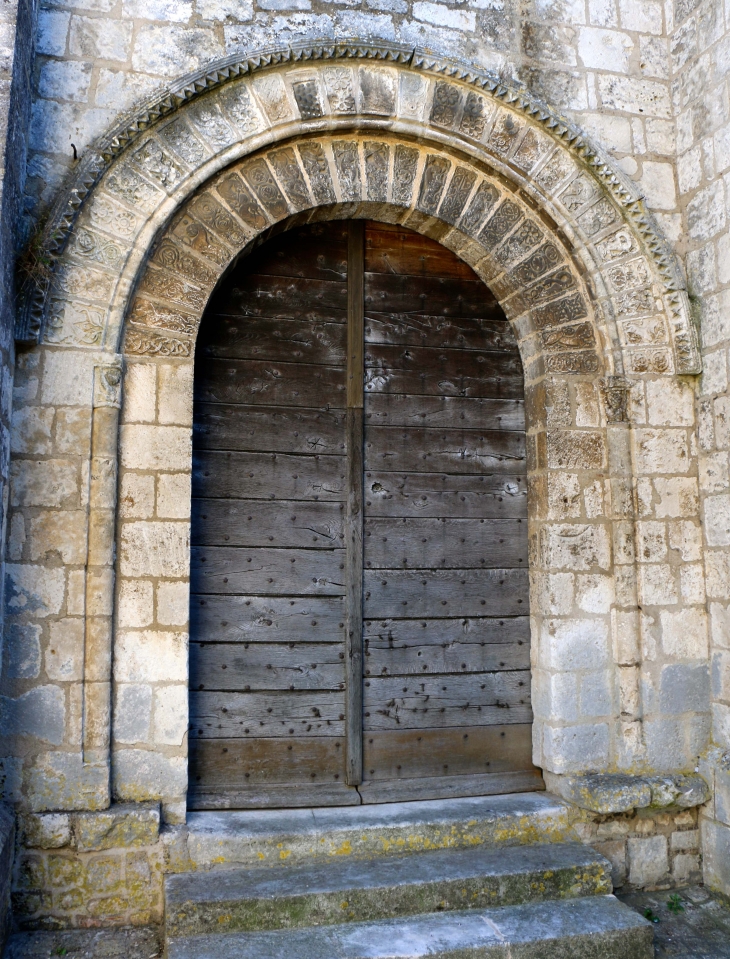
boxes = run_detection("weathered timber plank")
[211,275,348,319]
[357,770,544,803]
[364,616,530,648]
[365,313,515,352]
[365,225,483,282]
[190,690,345,737]
[364,427,526,474]
[192,451,346,501]
[198,315,346,363]
[194,357,346,408]
[364,273,499,317]
[191,499,344,548]
[363,471,528,518]
[363,517,527,569]
[362,723,535,779]
[363,670,532,729]
[365,344,524,384]
[228,223,348,281]
[193,404,347,454]
[190,595,345,644]
[190,642,345,690]
[190,546,345,596]
[187,782,360,809]
[363,568,529,618]
[345,220,365,786]
[365,395,524,431]
[188,737,346,785]
[364,638,530,675]
[364,369,523,401]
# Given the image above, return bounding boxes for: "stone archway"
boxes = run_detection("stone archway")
[12,43,705,821]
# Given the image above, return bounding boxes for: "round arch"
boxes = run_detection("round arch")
[14,43,706,819]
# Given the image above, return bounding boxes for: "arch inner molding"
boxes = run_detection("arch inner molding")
[22,41,700,377]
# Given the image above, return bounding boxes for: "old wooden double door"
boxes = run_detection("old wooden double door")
[188,219,540,809]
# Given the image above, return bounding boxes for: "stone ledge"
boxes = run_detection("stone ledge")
[544,773,710,815]
[20,801,160,851]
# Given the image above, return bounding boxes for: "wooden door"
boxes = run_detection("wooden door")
[187,220,540,810]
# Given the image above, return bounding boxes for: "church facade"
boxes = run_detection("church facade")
[0,0,728,946]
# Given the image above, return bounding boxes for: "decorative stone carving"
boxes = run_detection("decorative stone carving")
[392,144,419,206]
[531,293,589,330]
[619,316,669,346]
[615,288,655,318]
[170,215,231,266]
[128,299,198,336]
[600,376,631,423]
[607,257,650,292]
[540,321,595,352]
[430,81,461,128]
[558,174,600,213]
[242,158,289,219]
[89,197,139,239]
[292,79,323,120]
[627,348,672,374]
[511,242,562,285]
[94,358,123,409]
[460,182,499,237]
[545,351,600,374]
[417,155,450,214]
[332,140,361,202]
[151,238,219,287]
[188,194,249,248]
[364,142,389,203]
[216,173,269,231]
[324,67,356,114]
[439,167,477,225]
[268,148,312,211]
[298,142,336,204]
[124,328,192,357]
[494,220,544,267]
[45,301,105,347]
[69,229,125,270]
[16,43,699,375]
[479,200,523,249]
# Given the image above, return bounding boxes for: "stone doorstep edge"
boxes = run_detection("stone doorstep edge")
[18,801,161,852]
[544,772,710,815]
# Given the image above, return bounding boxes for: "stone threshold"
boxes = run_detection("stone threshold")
[544,772,710,815]
[165,792,581,871]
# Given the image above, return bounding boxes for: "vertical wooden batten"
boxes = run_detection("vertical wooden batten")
[345,220,365,786]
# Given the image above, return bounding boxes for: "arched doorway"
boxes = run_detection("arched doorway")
[187,219,539,808]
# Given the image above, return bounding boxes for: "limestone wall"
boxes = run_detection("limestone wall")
[671,0,730,898]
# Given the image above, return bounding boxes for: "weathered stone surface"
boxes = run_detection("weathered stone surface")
[20,813,71,850]
[73,802,160,852]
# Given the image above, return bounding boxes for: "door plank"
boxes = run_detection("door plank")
[191,499,344,548]
[190,642,345,690]
[364,394,525,431]
[365,226,486,281]
[364,616,530,647]
[195,357,346,408]
[363,471,527,518]
[193,404,347,454]
[190,690,346,737]
[190,595,345,644]
[363,568,529,618]
[192,451,346,501]
[365,343,524,383]
[191,546,345,596]
[364,428,526,475]
[188,782,360,809]
[199,315,346,363]
[189,737,346,784]
[362,724,534,779]
[364,638,530,675]
[365,313,514,352]
[363,517,527,569]
[212,275,348,319]
[357,770,543,804]
[364,274,500,317]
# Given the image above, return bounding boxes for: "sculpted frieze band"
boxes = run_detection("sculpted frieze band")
[15,42,700,376]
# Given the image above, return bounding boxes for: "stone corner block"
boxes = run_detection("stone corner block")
[545,771,710,814]
[26,753,110,813]
[73,800,161,851]
[545,772,651,814]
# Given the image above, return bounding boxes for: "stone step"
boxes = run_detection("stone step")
[167,895,654,959]
[179,792,578,871]
[165,842,611,938]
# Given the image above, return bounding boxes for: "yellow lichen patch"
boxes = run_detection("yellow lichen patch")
[335,841,352,856]
[279,849,291,860]
[217,914,232,924]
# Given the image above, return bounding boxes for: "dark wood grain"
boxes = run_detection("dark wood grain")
[191,499,344,548]
[190,690,345,737]
[188,737,346,784]
[363,567,529,618]
[364,427,526,475]
[364,637,530,675]
[365,313,514,352]
[188,781,360,809]
[190,642,345,690]
[363,517,527,569]
[190,546,345,596]
[198,315,346,363]
[193,404,347,454]
[362,723,534,779]
[357,770,543,803]
[363,471,527,518]
[210,275,348,320]
[194,357,346,408]
[365,394,524,431]
[364,273,499,317]
[365,224,484,281]
[190,595,344,644]
[192,451,346,501]
[364,616,530,648]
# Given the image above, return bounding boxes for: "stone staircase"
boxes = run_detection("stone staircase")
[164,793,654,958]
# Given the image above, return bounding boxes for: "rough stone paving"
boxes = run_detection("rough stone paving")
[0,0,724,943]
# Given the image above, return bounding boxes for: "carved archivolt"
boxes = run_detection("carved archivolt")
[21,41,700,376]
